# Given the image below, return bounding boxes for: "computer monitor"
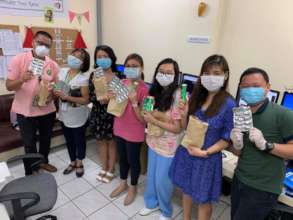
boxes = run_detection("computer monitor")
[116,64,125,74]
[182,73,199,94]
[281,92,293,111]
[236,88,280,105]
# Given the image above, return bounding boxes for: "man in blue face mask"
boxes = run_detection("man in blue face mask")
[230,67,293,220]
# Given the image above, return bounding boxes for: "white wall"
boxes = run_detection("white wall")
[101,0,223,82]
[0,0,97,95]
[218,0,293,98]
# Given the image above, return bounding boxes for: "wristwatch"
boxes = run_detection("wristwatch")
[264,142,275,152]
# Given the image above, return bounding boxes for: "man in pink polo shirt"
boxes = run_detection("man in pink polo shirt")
[6,31,59,175]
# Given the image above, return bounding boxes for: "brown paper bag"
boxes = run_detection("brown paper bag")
[38,80,50,107]
[181,115,209,149]
[94,76,108,101]
[147,110,171,137]
[107,98,128,117]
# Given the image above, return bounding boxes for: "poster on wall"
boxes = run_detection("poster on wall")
[0,0,68,17]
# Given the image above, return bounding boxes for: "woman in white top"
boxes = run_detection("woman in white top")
[54,48,90,177]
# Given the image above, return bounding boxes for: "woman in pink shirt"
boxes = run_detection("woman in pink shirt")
[110,53,148,206]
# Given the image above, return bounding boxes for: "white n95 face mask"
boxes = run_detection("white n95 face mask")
[200,75,225,92]
[35,45,50,57]
[156,72,175,87]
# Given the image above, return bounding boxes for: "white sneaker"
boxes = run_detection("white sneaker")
[159,214,171,220]
[139,207,160,216]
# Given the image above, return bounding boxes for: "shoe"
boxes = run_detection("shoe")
[40,163,57,172]
[76,165,84,177]
[139,207,160,216]
[96,170,106,181]
[63,164,75,175]
[124,185,137,206]
[102,172,115,183]
[110,182,128,198]
[159,214,171,220]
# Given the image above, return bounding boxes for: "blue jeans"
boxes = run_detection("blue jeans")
[231,175,278,220]
[144,148,174,218]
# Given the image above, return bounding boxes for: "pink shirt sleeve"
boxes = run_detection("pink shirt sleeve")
[7,55,21,80]
[138,84,149,104]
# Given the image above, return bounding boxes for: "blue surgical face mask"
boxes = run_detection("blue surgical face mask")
[124,67,141,79]
[96,58,112,70]
[240,87,266,106]
[67,55,83,69]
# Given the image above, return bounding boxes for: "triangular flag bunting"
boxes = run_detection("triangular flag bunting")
[68,10,76,23]
[83,11,90,22]
[76,14,82,25]
[23,27,34,48]
[74,31,87,49]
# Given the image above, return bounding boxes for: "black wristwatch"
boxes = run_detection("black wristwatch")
[264,142,275,152]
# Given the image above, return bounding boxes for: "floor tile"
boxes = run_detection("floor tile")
[212,201,228,220]
[82,167,103,187]
[73,188,110,216]
[48,154,67,170]
[82,158,100,172]
[96,177,126,201]
[217,206,231,220]
[50,202,86,220]
[51,167,76,186]
[88,203,128,220]
[113,185,146,218]
[60,177,93,199]
[132,211,161,220]
[88,154,102,166]
[52,189,70,210]
[220,195,231,205]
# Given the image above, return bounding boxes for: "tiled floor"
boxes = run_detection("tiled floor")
[2,139,231,220]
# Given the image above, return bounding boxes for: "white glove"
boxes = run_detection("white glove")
[249,127,266,150]
[230,128,244,150]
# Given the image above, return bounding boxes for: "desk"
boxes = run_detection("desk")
[222,150,293,209]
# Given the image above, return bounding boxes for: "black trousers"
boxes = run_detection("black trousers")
[17,112,56,175]
[231,175,278,220]
[116,136,142,185]
[61,122,87,162]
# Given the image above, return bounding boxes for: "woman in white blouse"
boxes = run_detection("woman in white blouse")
[54,48,90,177]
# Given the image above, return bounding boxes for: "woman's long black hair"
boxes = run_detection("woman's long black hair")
[149,58,180,112]
[93,45,117,72]
[188,54,231,117]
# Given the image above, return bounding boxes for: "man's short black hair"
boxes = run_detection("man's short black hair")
[34,31,53,41]
[240,67,270,83]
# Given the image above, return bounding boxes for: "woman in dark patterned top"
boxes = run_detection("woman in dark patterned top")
[88,45,118,183]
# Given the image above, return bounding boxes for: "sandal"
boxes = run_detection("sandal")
[102,172,115,183]
[96,170,107,181]
[63,164,75,175]
[76,165,84,177]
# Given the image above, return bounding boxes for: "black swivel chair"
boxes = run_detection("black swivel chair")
[0,153,57,220]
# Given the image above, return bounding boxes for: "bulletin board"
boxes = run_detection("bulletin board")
[0,24,20,33]
[0,24,20,56]
[32,26,78,65]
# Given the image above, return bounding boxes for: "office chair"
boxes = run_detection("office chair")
[0,153,57,220]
